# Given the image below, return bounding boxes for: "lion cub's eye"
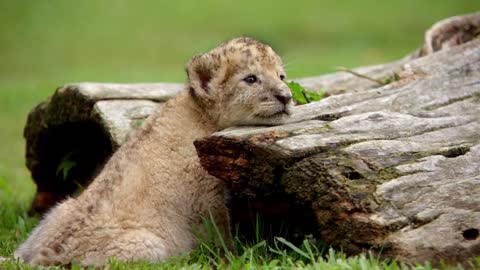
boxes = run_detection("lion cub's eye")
[280,75,285,81]
[243,75,257,84]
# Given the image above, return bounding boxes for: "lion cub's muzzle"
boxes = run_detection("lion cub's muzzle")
[273,89,293,106]
[273,87,293,115]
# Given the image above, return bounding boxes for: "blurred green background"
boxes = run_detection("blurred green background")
[0,1,478,202]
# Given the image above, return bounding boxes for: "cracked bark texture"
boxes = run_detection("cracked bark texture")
[23,13,480,265]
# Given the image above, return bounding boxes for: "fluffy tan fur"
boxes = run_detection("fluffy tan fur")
[15,37,293,266]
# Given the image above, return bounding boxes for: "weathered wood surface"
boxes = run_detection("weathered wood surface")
[23,12,480,265]
[195,19,480,265]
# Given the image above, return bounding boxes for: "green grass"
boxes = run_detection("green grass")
[1,0,479,268]
[0,219,457,270]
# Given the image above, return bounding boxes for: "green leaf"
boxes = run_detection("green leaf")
[285,80,308,104]
[285,81,326,104]
[304,88,326,103]
[56,152,77,181]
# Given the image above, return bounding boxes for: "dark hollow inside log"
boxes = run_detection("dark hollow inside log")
[29,121,114,214]
[227,189,320,246]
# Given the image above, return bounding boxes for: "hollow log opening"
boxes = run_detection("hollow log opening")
[29,122,114,214]
[227,191,320,246]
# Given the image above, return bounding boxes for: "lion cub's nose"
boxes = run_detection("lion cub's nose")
[274,91,292,105]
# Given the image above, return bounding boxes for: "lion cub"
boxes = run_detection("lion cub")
[15,37,293,266]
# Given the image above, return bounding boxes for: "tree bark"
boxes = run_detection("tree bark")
[23,12,480,265]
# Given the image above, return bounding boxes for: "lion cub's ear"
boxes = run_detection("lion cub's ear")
[186,54,218,102]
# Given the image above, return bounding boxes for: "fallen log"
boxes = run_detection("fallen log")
[23,12,480,265]
[195,15,480,265]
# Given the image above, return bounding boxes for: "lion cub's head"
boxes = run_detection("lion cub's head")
[186,37,293,129]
